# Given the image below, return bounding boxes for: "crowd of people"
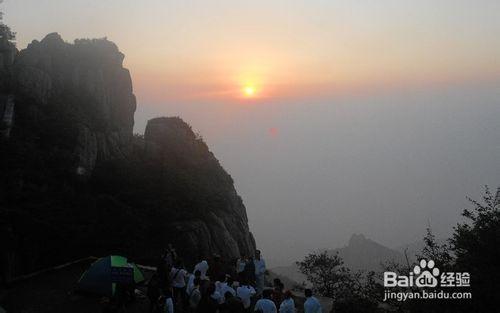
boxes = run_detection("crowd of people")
[146,245,323,313]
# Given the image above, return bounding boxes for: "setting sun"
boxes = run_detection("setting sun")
[243,85,256,97]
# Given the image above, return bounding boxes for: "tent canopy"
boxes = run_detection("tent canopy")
[77,255,145,297]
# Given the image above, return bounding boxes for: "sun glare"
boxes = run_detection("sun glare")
[243,85,256,97]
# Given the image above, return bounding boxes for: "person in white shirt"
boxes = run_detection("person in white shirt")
[215,275,236,304]
[186,270,201,296]
[237,279,256,309]
[303,289,322,313]
[254,289,277,313]
[170,265,188,288]
[193,260,209,279]
[164,289,175,313]
[188,278,202,311]
[219,281,236,298]
[210,289,222,304]
[170,261,188,309]
[253,250,266,296]
[237,255,247,274]
[279,290,295,313]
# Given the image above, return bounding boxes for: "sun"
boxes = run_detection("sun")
[243,85,256,97]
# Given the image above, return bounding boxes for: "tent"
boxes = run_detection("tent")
[77,255,145,296]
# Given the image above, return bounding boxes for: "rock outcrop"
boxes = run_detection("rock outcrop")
[143,117,256,259]
[0,33,255,277]
[0,33,16,91]
[0,31,17,138]
[11,33,136,177]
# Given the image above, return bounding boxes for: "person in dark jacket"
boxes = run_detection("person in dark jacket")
[272,278,284,308]
[220,291,245,313]
[147,273,162,313]
[244,256,256,286]
[208,254,224,282]
[197,283,220,313]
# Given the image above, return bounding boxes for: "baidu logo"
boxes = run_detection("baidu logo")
[384,259,470,288]
[383,259,472,301]
[384,259,439,288]
[413,259,439,287]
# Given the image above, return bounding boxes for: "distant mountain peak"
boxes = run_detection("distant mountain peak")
[272,234,406,285]
[348,233,368,246]
[330,234,404,271]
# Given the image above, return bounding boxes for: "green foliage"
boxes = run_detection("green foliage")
[451,185,500,311]
[416,227,453,271]
[382,186,500,312]
[296,251,382,313]
[296,251,346,299]
[300,187,500,312]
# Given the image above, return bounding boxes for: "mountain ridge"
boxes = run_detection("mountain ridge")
[0,33,255,279]
[271,233,406,285]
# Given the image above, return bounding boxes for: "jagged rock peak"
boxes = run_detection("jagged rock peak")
[26,32,124,65]
[142,116,256,260]
[145,116,199,145]
[12,33,137,176]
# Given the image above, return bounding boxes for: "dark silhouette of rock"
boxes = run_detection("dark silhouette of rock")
[0,29,17,138]
[0,33,255,278]
[11,33,136,177]
[143,117,256,260]
[0,31,17,92]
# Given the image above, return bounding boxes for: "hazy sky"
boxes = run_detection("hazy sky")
[4,0,500,266]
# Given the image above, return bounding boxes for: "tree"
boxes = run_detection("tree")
[416,227,453,271]
[297,251,382,313]
[300,187,500,313]
[0,0,16,42]
[451,185,500,311]
[406,186,500,313]
[296,251,347,299]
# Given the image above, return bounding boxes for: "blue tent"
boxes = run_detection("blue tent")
[77,255,145,296]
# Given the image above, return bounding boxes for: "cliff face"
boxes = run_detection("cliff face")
[11,33,136,177]
[0,34,16,137]
[0,33,255,278]
[143,117,256,259]
[0,34,16,92]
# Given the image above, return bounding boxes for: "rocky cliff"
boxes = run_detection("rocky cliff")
[12,33,136,177]
[0,32,16,138]
[143,117,255,258]
[0,32,16,92]
[0,33,255,279]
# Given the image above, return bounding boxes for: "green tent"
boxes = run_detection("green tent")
[77,255,145,296]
